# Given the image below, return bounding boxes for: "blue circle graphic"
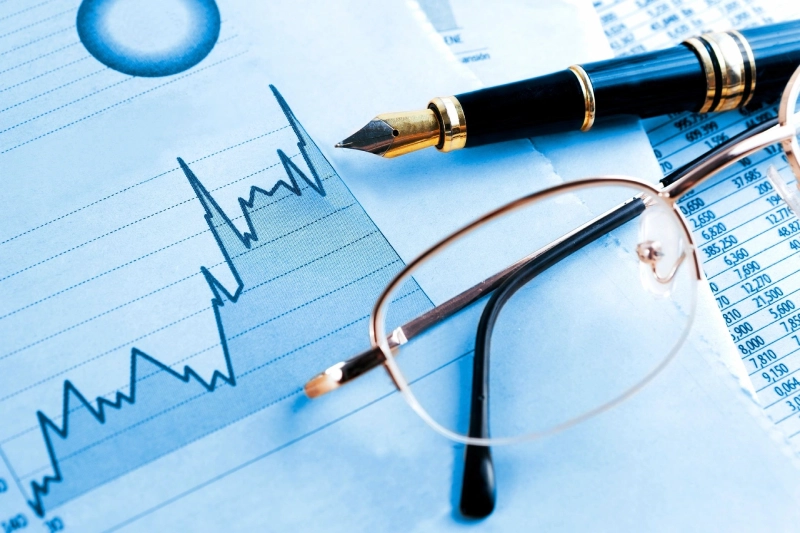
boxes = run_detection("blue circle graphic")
[76,0,220,77]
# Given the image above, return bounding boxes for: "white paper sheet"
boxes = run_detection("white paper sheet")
[2,1,800,531]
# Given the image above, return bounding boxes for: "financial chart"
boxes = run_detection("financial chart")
[0,1,438,530]
[594,0,800,445]
[4,0,799,529]
[22,86,432,518]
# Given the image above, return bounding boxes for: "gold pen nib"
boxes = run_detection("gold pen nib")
[335,109,441,158]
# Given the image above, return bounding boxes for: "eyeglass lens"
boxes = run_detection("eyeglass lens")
[376,182,696,443]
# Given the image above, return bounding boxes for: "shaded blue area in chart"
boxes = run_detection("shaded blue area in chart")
[77,0,221,77]
[417,0,459,32]
[29,86,433,516]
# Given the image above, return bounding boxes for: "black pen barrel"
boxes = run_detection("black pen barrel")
[585,44,705,119]
[744,20,800,99]
[456,19,800,148]
[455,71,588,147]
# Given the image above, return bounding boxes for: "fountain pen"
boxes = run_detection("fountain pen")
[336,20,800,158]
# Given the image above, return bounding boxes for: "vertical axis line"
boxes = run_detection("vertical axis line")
[0,443,28,500]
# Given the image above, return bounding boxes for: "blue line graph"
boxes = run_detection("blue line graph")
[27,85,433,516]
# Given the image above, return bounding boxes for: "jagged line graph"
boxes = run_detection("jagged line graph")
[27,85,433,516]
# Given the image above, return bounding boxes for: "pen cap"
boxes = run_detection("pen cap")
[372,180,697,445]
[741,20,800,105]
[580,20,800,122]
[584,45,707,119]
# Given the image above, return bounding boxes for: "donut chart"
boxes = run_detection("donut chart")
[76,0,221,77]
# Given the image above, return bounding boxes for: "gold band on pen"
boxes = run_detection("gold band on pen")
[684,37,718,113]
[683,30,757,113]
[707,32,745,112]
[428,95,467,152]
[729,29,757,107]
[569,65,596,131]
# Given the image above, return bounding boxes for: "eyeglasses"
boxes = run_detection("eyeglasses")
[303,66,800,517]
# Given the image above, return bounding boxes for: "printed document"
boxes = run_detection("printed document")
[1,0,800,531]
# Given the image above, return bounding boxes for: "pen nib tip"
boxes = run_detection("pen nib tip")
[335,119,396,156]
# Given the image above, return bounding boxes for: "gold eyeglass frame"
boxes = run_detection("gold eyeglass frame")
[304,65,800,446]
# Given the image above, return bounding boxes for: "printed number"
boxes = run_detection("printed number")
[704,132,729,149]
[770,300,796,319]
[685,129,703,142]
[0,514,27,532]
[778,221,800,238]
[703,243,721,258]
[724,248,749,266]
[672,114,707,131]
[762,363,789,383]
[700,233,738,259]
[701,222,726,241]
[755,181,773,195]
[753,287,784,308]
[690,210,716,229]
[731,321,753,341]
[44,517,64,532]
[723,308,742,324]
[744,110,776,129]
[774,377,800,397]
[767,207,793,225]
[767,194,783,207]
[734,261,760,279]
[679,197,705,216]
[738,335,765,356]
[740,273,771,295]
[667,24,690,40]
[719,235,738,251]
[732,169,762,188]
[786,397,800,412]
[748,349,778,370]
[780,312,800,333]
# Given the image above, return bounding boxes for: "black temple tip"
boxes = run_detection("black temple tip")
[459,444,496,518]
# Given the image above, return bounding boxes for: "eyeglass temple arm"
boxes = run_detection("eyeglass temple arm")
[459,195,647,518]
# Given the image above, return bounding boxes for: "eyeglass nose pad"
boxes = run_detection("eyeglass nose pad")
[637,202,686,298]
[767,164,800,216]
